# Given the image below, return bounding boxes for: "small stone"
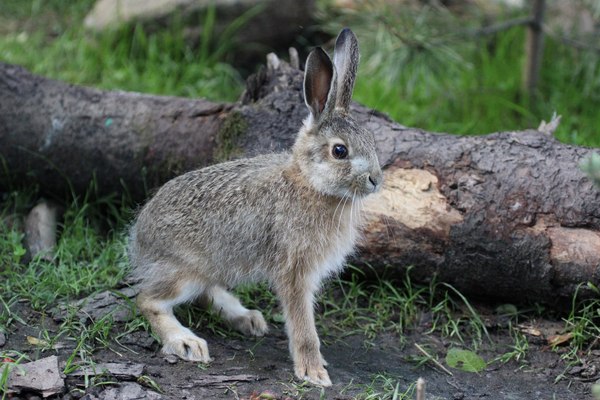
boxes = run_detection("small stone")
[96,382,162,400]
[164,354,178,364]
[7,355,65,397]
[569,365,584,375]
[0,331,6,347]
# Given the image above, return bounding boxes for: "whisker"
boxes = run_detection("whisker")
[332,189,350,230]
[350,189,357,231]
[337,192,350,236]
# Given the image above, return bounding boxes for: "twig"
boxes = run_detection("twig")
[461,16,533,37]
[414,343,454,376]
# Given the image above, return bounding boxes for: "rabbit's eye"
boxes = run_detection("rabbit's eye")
[332,144,348,159]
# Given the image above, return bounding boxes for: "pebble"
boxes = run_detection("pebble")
[164,354,178,364]
[568,365,584,375]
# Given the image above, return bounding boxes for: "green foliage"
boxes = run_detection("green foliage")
[0,1,244,101]
[215,111,249,162]
[445,348,486,373]
[580,153,600,186]
[320,267,490,350]
[324,2,600,147]
[561,283,600,362]
[593,383,600,400]
[0,194,129,312]
[354,374,415,400]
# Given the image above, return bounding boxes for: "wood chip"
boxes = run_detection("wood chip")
[517,324,542,337]
[68,362,145,379]
[537,112,561,136]
[24,200,59,261]
[7,355,65,397]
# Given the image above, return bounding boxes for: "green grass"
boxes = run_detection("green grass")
[354,374,416,400]
[328,4,600,147]
[319,267,489,350]
[0,197,128,313]
[0,0,243,101]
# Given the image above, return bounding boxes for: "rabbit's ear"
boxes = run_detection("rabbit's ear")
[304,47,337,121]
[333,28,359,111]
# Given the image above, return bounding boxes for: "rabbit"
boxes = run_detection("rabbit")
[128,28,383,387]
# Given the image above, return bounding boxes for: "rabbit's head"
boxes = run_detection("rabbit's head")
[293,28,383,199]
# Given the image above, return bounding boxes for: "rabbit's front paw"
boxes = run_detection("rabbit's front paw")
[231,310,268,337]
[295,358,332,387]
[161,330,212,363]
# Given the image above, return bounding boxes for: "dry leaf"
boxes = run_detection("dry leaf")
[517,324,542,337]
[547,332,574,347]
[26,336,50,347]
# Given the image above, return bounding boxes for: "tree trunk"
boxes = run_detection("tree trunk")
[0,62,231,199]
[1,59,599,305]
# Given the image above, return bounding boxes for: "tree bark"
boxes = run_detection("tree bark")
[1,59,599,305]
[0,62,231,199]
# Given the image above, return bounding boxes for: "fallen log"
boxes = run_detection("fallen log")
[0,58,599,305]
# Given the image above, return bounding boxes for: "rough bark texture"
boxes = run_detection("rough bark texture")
[0,62,231,199]
[1,59,599,305]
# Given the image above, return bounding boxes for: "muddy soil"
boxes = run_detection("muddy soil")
[2,299,596,400]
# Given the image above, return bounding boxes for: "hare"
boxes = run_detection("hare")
[128,28,382,387]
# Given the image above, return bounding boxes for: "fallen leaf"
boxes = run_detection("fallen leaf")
[26,336,50,347]
[445,348,486,373]
[547,332,574,347]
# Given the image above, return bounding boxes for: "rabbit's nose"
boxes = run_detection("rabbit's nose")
[368,173,382,191]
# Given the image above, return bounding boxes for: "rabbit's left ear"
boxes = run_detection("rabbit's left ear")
[333,28,360,112]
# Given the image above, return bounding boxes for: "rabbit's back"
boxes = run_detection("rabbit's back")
[129,153,354,288]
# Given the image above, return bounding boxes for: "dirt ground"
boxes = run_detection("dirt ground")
[2,296,596,400]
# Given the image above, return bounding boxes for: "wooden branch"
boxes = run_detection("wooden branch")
[522,0,546,96]
[1,59,599,305]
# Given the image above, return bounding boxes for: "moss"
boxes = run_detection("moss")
[214,111,248,162]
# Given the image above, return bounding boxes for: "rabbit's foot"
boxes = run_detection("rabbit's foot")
[231,310,268,336]
[295,357,332,387]
[161,329,212,363]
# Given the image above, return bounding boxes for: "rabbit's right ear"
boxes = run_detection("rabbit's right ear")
[304,47,337,122]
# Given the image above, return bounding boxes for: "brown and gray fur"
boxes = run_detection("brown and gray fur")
[128,28,382,387]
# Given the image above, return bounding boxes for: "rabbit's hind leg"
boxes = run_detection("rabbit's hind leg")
[137,281,212,363]
[204,285,268,337]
